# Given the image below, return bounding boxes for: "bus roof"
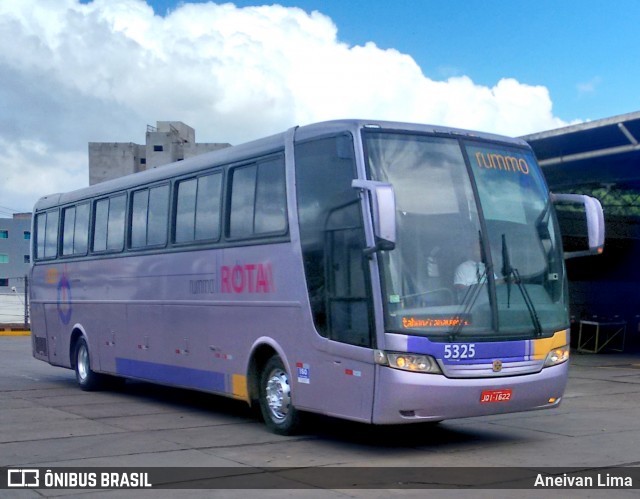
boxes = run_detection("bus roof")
[33,119,528,212]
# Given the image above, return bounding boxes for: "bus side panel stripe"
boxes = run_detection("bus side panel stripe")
[116,358,226,393]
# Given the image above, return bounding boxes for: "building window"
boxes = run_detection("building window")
[0,230,7,239]
[24,231,31,240]
[153,145,163,152]
[0,254,8,263]
[0,278,8,287]
[24,255,30,264]
[140,158,147,164]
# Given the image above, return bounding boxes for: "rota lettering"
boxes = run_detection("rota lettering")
[220,263,274,293]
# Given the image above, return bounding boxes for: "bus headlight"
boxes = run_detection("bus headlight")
[375,350,442,374]
[544,345,570,367]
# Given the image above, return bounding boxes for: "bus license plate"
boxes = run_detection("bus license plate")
[480,389,512,403]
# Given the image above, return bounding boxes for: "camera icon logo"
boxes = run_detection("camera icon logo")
[7,469,40,487]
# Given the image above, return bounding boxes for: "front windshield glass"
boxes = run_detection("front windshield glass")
[365,131,567,340]
[467,141,567,335]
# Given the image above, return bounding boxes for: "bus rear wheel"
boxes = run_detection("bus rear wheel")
[259,356,302,435]
[74,337,103,391]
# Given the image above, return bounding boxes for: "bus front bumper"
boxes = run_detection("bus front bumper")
[371,361,568,424]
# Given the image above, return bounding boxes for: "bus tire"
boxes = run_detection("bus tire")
[74,337,103,391]
[259,355,302,435]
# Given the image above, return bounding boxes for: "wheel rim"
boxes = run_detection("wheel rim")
[77,343,89,382]
[265,368,291,422]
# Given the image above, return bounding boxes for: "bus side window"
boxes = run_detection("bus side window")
[93,199,109,252]
[175,173,223,243]
[228,156,286,239]
[62,206,77,256]
[63,203,91,256]
[229,164,257,239]
[35,213,46,260]
[45,210,60,259]
[35,210,59,260]
[107,195,126,251]
[93,194,126,253]
[195,173,222,240]
[131,185,169,248]
[74,203,90,255]
[295,135,374,347]
[255,157,287,234]
[175,178,197,243]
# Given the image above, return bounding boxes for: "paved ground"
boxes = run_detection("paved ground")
[1,336,639,498]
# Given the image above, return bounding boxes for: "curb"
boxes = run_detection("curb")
[0,330,31,336]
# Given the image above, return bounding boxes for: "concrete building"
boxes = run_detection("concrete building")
[0,213,31,325]
[89,121,230,185]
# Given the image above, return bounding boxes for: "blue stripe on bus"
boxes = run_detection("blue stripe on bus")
[406,336,529,363]
[115,358,226,393]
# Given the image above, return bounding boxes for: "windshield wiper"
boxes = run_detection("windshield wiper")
[501,234,543,337]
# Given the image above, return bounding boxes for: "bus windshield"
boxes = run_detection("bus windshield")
[365,131,567,340]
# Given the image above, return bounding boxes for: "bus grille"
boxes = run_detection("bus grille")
[440,359,544,378]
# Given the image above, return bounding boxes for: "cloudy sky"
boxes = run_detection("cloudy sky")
[1,0,639,214]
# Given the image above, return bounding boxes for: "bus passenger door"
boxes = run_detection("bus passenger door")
[320,224,376,421]
[294,134,376,422]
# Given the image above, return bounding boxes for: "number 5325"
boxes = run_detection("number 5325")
[443,343,476,359]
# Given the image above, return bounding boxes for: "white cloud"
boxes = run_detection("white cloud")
[0,0,571,212]
[0,137,87,213]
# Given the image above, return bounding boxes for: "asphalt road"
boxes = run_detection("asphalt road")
[1,336,640,498]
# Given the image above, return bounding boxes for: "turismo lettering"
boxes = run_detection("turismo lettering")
[221,263,274,293]
[189,278,217,295]
[475,151,530,175]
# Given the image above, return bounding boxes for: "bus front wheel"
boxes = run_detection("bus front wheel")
[74,337,103,391]
[259,356,302,435]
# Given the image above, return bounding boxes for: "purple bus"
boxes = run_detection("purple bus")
[30,120,604,434]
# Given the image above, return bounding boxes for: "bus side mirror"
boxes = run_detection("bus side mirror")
[352,179,397,254]
[551,193,605,259]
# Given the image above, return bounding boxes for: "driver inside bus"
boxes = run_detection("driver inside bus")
[453,243,489,302]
